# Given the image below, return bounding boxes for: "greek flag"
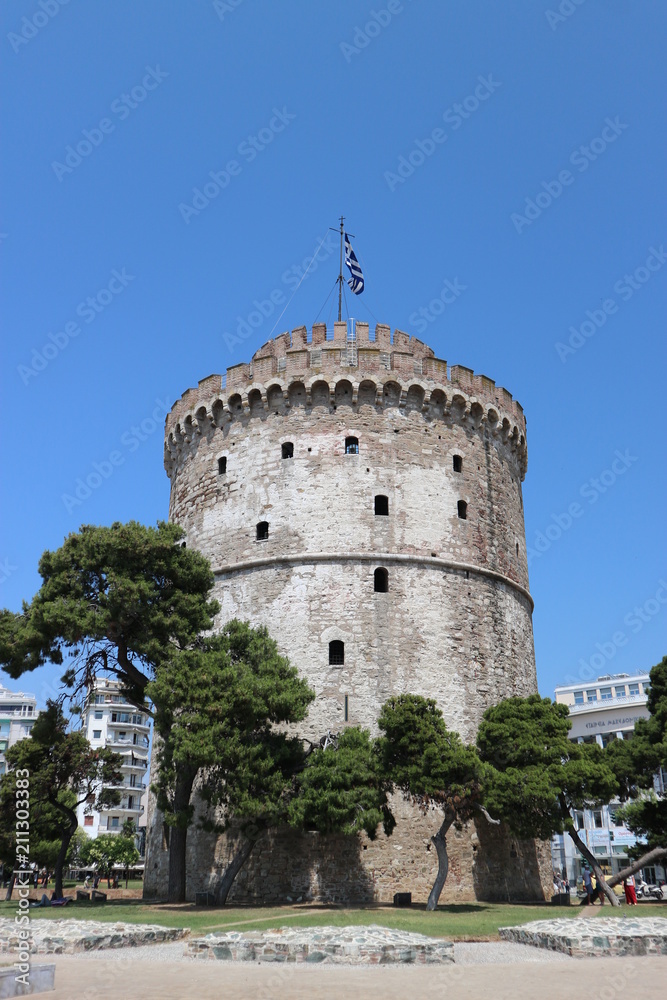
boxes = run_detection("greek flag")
[344,234,364,295]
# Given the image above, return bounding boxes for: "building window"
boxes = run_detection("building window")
[593,810,603,829]
[218,456,227,475]
[615,685,626,697]
[453,455,462,473]
[586,690,597,703]
[344,694,349,722]
[374,495,389,516]
[628,683,640,696]
[84,815,94,827]
[600,687,612,700]
[574,691,584,705]
[457,500,467,520]
[281,442,294,459]
[345,436,359,455]
[94,711,103,719]
[374,567,388,593]
[329,640,344,665]
[93,730,101,739]
[110,817,119,829]
[574,810,584,829]
[256,521,269,540]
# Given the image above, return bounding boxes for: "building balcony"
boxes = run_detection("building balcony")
[107,737,150,748]
[568,693,647,714]
[99,803,145,815]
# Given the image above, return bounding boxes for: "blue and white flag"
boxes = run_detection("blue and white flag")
[344,234,364,295]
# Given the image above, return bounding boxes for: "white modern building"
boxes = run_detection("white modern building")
[0,685,39,777]
[77,677,151,855]
[551,671,666,885]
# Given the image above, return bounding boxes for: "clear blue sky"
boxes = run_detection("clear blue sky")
[1,0,665,710]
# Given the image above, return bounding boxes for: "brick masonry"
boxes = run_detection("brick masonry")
[145,323,552,904]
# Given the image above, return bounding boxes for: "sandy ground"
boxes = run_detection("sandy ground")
[24,949,667,1000]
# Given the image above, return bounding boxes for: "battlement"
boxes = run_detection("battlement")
[169,322,524,423]
[165,322,527,477]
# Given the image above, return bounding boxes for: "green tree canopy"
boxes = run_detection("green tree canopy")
[0,520,219,701]
[148,620,315,904]
[79,833,139,875]
[288,727,394,839]
[0,520,219,901]
[0,702,122,898]
[477,694,620,905]
[606,655,667,866]
[377,694,484,909]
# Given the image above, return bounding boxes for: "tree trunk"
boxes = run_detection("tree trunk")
[606,847,667,888]
[53,813,78,899]
[426,813,455,911]
[4,873,16,902]
[214,833,263,906]
[566,825,619,907]
[166,765,197,904]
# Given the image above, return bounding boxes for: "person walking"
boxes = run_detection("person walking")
[624,873,637,905]
[582,867,595,904]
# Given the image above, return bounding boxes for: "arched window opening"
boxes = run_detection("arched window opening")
[516,542,519,556]
[374,495,389,516]
[457,500,467,520]
[256,521,269,540]
[374,567,389,593]
[329,640,344,665]
[345,436,359,455]
[281,442,294,459]
[453,455,462,473]
[218,456,227,474]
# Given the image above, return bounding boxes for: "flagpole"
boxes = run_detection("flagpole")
[337,215,344,322]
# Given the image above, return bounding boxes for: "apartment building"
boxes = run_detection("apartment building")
[0,685,39,776]
[77,677,151,854]
[551,671,666,884]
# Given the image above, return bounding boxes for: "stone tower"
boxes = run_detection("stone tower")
[144,321,551,903]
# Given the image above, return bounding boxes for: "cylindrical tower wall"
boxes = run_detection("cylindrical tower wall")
[144,325,550,903]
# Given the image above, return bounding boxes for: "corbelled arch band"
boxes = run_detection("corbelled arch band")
[164,374,527,478]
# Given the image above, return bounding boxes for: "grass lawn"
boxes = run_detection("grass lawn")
[0,898,664,940]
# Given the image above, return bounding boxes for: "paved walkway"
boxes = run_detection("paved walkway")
[36,953,667,999]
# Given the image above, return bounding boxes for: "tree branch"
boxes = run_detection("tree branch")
[474,803,500,825]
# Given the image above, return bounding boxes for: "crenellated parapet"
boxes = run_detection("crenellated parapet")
[164,322,527,478]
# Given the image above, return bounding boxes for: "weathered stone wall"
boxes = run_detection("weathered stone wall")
[145,323,548,903]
